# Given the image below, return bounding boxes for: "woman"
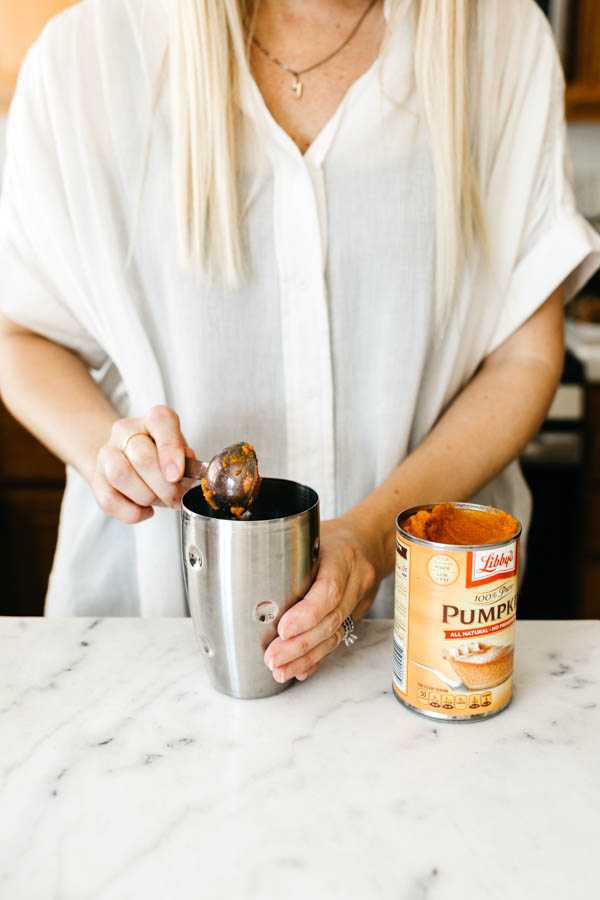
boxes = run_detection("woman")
[0,0,598,683]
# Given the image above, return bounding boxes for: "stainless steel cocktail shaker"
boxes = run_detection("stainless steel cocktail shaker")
[181,478,320,699]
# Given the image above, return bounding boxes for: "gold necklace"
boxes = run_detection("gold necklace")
[252,0,379,99]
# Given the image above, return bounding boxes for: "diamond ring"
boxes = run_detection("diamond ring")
[342,616,358,647]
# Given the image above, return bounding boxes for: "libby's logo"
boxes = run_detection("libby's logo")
[479,550,514,573]
[466,541,518,587]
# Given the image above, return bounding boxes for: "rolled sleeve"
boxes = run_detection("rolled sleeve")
[489,213,600,354]
[486,9,600,356]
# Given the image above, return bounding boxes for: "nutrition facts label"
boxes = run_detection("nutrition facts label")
[416,688,493,710]
[393,542,410,694]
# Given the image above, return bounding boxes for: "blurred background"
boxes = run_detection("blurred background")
[1,0,599,618]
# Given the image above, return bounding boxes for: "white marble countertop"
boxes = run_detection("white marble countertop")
[0,618,598,900]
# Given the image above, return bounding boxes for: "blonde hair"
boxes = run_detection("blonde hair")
[169,0,486,321]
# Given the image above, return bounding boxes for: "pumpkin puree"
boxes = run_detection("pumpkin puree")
[402,503,518,546]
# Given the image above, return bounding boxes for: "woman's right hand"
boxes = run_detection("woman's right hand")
[91,405,190,524]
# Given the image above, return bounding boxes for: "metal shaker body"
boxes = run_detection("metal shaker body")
[182,478,320,699]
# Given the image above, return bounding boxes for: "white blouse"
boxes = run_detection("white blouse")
[1,0,598,617]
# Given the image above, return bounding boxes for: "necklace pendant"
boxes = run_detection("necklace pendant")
[291,75,303,99]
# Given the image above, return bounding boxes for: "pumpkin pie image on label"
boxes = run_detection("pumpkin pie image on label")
[442,641,514,690]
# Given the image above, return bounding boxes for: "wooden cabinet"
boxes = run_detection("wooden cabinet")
[0,402,65,615]
[581,560,600,617]
[565,0,600,120]
[580,383,600,616]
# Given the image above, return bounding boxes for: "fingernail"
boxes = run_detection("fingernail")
[296,672,307,682]
[267,657,275,671]
[273,668,285,683]
[165,463,180,483]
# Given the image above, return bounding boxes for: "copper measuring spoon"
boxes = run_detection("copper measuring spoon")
[184,442,261,518]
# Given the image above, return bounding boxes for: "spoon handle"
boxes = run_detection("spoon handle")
[183,458,209,481]
[412,661,466,692]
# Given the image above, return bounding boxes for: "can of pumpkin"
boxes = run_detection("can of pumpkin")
[393,502,521,721]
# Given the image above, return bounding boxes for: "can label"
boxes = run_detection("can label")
[393,515,519,719]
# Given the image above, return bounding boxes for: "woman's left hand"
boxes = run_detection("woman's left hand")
[263,517,385,683]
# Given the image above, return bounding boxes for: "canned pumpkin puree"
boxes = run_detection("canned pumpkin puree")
[393,502,521,721]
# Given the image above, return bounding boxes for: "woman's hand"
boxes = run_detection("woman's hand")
[91,405,190,524]
[263,517,385,683]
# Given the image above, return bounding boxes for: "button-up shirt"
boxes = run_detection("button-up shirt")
[1,0,599,616]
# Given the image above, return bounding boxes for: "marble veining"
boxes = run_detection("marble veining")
[0,618,598,899]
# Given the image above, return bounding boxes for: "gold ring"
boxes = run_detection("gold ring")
[121,432,149,455]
